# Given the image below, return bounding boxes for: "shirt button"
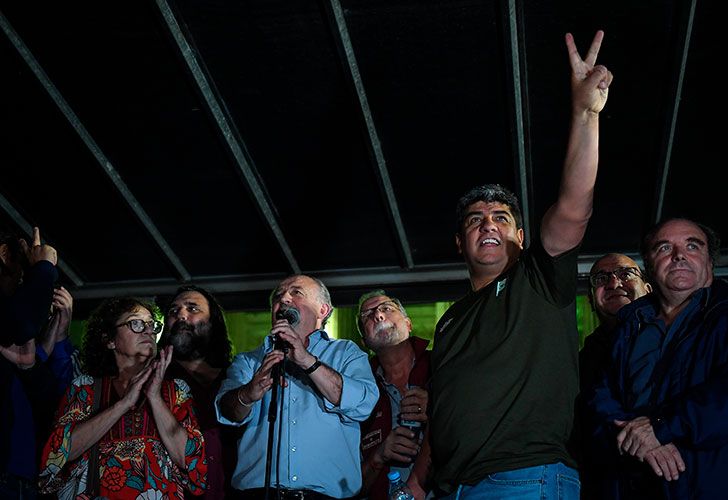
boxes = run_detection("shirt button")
[291,447,296,452]
[292,420,296,425]
[292,476,298,482]
[292,397,297,402]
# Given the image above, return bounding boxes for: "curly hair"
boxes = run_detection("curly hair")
[159,285,233,369]
[81,296,161,377]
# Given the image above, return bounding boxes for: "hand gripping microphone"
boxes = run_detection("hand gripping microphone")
[274,307,300,352]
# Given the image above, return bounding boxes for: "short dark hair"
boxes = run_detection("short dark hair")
[640,217,721,279]
[159,285,233,369]
[82,296,161,377]
[0,228,26,269]
[355,289,408,335]
[455,184,523,232]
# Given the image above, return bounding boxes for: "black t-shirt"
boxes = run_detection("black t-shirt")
[430,240,579,493]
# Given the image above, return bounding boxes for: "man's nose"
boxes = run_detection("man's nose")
[671,247,687,261]
[478,218,496,232]
[605,273,622,288]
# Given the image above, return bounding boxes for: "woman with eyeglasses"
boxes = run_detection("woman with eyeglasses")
[38,296,207,499]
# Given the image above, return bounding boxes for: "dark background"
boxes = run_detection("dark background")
[1,1,722,317]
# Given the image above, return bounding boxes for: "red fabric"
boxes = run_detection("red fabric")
[360,336,431,499]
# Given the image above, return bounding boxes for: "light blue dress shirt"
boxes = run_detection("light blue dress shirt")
[216,329,378,498]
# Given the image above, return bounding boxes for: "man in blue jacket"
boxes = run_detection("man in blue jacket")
[0,226,65,499]
[589,217,728,499]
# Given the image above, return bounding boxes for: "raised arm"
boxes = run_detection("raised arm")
[542,30,613,256]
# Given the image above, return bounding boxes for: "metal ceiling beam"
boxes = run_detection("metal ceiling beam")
[652,0,697,223]
[502,0,532,245]
[0,191,83,286]
[0,11,191,281]
[323,0,415,269]
[64,252,728,301]
[70,263,469,299]
[154,0,301,275]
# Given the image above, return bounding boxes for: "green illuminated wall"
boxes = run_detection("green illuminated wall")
[69,296,599,354]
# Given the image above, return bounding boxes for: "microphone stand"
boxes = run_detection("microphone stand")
[264,344,287,500]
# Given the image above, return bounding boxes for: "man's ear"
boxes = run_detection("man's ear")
[455,233,462,255]
[319,302,332,322]
[645,282,653,294]
[516,228,525,249]
[0,243,9,267]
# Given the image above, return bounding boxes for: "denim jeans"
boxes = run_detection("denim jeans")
[441,462,580,500]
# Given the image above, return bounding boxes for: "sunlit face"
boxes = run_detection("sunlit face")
[270,276,330,335]
[590,254,651,318]
[111,306,158,361]
[359,295,411,351]
[165,291,212,360]
[646,219,713,295]
[455,201,524,278]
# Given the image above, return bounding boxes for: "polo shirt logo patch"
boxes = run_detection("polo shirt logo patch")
[362,429,382,450]
[496,279,507,296]
[437,318,454,335]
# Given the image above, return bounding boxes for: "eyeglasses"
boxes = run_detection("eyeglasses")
[359,301,400,321]
[116,319,164,335]
[589,266,642,288]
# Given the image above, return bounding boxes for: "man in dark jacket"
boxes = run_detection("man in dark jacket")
[357,290,431,500]
[577,254,651,499]
[589,217,728,499]
[0,226,60,499]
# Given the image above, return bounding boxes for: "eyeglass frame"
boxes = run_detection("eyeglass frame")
[589,266,643,288]
[115,318,164,335]
[359,300,402,321]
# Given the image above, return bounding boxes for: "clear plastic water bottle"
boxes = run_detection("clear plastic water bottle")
[387,471,415,500]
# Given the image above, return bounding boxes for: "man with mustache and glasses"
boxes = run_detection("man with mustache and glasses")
[576,254,652,499]
[582,254,653,406]
[356,290,431,500]
[160,285,238,500]
[429,31,612,499]
[589,218,728,499]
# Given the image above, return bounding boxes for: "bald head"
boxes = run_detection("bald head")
[588,253,651,323]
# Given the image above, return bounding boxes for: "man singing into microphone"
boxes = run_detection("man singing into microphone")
[216,274,378,499]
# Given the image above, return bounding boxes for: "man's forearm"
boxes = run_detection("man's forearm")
[219,386,254,422]
[309,363,343,405]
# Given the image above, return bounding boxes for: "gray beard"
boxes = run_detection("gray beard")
[168,321,212,361]
[368,321,402,350]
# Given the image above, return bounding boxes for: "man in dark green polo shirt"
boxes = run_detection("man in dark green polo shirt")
[430,30,613,499]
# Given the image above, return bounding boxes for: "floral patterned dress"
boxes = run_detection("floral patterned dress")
[39,374,207,499]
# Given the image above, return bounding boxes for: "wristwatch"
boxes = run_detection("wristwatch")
[304,356,322,375]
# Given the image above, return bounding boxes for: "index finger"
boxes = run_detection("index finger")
[260,351,284,373]
[32,227,41,247]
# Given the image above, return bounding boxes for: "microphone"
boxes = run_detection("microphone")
[274,307,299,352]
[276,307,300,326]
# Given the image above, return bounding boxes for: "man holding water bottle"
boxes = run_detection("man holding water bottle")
[357,290,432,500]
